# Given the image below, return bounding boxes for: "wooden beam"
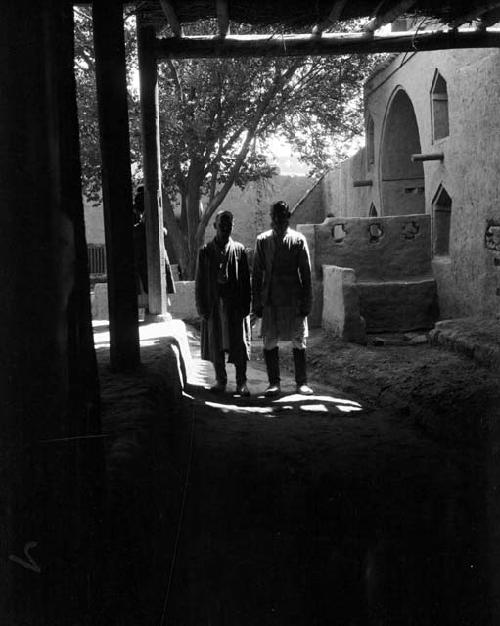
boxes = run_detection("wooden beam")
[451,1,500,28]
[364,0,418,34]
[137,18,169,318]
[159,0,182,37]
[93,1,140,370]
[313,0,348,35]
[411,152,444,162]
[216,0,230,38]
[155,28,500,59]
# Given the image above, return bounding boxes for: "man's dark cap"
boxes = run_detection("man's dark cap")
[271,201,291,218]
[216,210,234,222]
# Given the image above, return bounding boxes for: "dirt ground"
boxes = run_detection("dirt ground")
[279,328,500,445]
[99,323,500,625]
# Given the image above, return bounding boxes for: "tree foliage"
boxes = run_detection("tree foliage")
[74,11,381,277]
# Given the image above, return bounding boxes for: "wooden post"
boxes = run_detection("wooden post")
[137,18,169,318]
[411,152,444,162]
[0,1,104,622]
[93,1,141,368]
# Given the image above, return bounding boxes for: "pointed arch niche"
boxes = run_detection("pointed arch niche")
[431,70,449,142]
[432,185,452,256]
[380,89,425,215]
[366,114,375,169]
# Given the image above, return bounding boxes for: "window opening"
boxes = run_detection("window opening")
[433,186,452,255]
[332,224,346,243]
[368,203,378,217]
[366,115,375,168]
[431,71,449,141]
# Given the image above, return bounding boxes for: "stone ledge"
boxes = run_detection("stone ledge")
[430,317,500,371]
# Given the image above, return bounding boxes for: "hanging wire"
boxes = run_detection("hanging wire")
[158,399,197,626]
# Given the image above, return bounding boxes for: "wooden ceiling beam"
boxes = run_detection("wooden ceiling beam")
[313,0,349,35]
[364,0,418,34]
[216,0,230,38]
[159,0,182,37]
[155,28,500,59]
[451,1,500,28]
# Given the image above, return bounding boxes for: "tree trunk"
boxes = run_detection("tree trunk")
[185,161,205,279]
[162,190,190,277]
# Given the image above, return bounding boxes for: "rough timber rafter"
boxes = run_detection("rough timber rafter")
[313,0,349,35]
[450,1,500,28]
[216,0,230,38]
[364,0,418,34]
[159,0,182,37]
[155,28,500,59]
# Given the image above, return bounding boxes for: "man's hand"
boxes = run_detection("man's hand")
[252,307,263,319]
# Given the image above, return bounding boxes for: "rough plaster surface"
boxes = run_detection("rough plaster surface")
[91,282,108,320]
[91,281,196,322]
[84,175,311,254]
[322,265,366,343]
[290,178,325,227]
[314,215,432,281]
[296,224,323,328]
[298,49,500,319]
[358,278,438,332]
[168,281,197,320]
[300,217,437,332]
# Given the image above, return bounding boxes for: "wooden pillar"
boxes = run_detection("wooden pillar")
[93,1,141,368]
[0,2,104,623]
[137,18,168,317]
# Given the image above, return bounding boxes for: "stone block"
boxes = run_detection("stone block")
[322,265,366,344]
[168,281,197,320]
[357,278,439,332]
[92,282,109,320]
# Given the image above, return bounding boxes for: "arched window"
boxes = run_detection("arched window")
[368,203,378,217]
[366,115,375,169]
[432,185,452,256]
[431,71,449,141]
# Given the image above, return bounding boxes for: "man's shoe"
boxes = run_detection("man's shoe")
[209,381,226,393]
[236,383,250,397]
[264,383,281,397]
[296,383,314,395]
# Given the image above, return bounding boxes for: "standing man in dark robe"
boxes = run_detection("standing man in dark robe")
[132,184,176,303]
[195,210,251,396]
[252,200,314,396]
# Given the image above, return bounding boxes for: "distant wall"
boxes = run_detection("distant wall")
[84,197,105,244]
[84,175,311,252]
[204,174,311,248]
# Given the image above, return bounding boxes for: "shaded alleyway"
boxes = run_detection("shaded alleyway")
[97,322,496,625]
[159,331,489,625]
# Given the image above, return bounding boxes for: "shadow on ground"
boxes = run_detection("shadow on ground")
[96,321,494,625]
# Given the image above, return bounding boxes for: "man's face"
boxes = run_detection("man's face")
[271,206,290,234]
[215,213,233,241]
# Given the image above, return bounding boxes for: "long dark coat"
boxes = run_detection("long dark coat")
[252,227,312,340]
[195,238,251,363]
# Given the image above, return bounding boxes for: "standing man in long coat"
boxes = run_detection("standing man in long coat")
[195,210,251,396]
[252,200,314,396]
